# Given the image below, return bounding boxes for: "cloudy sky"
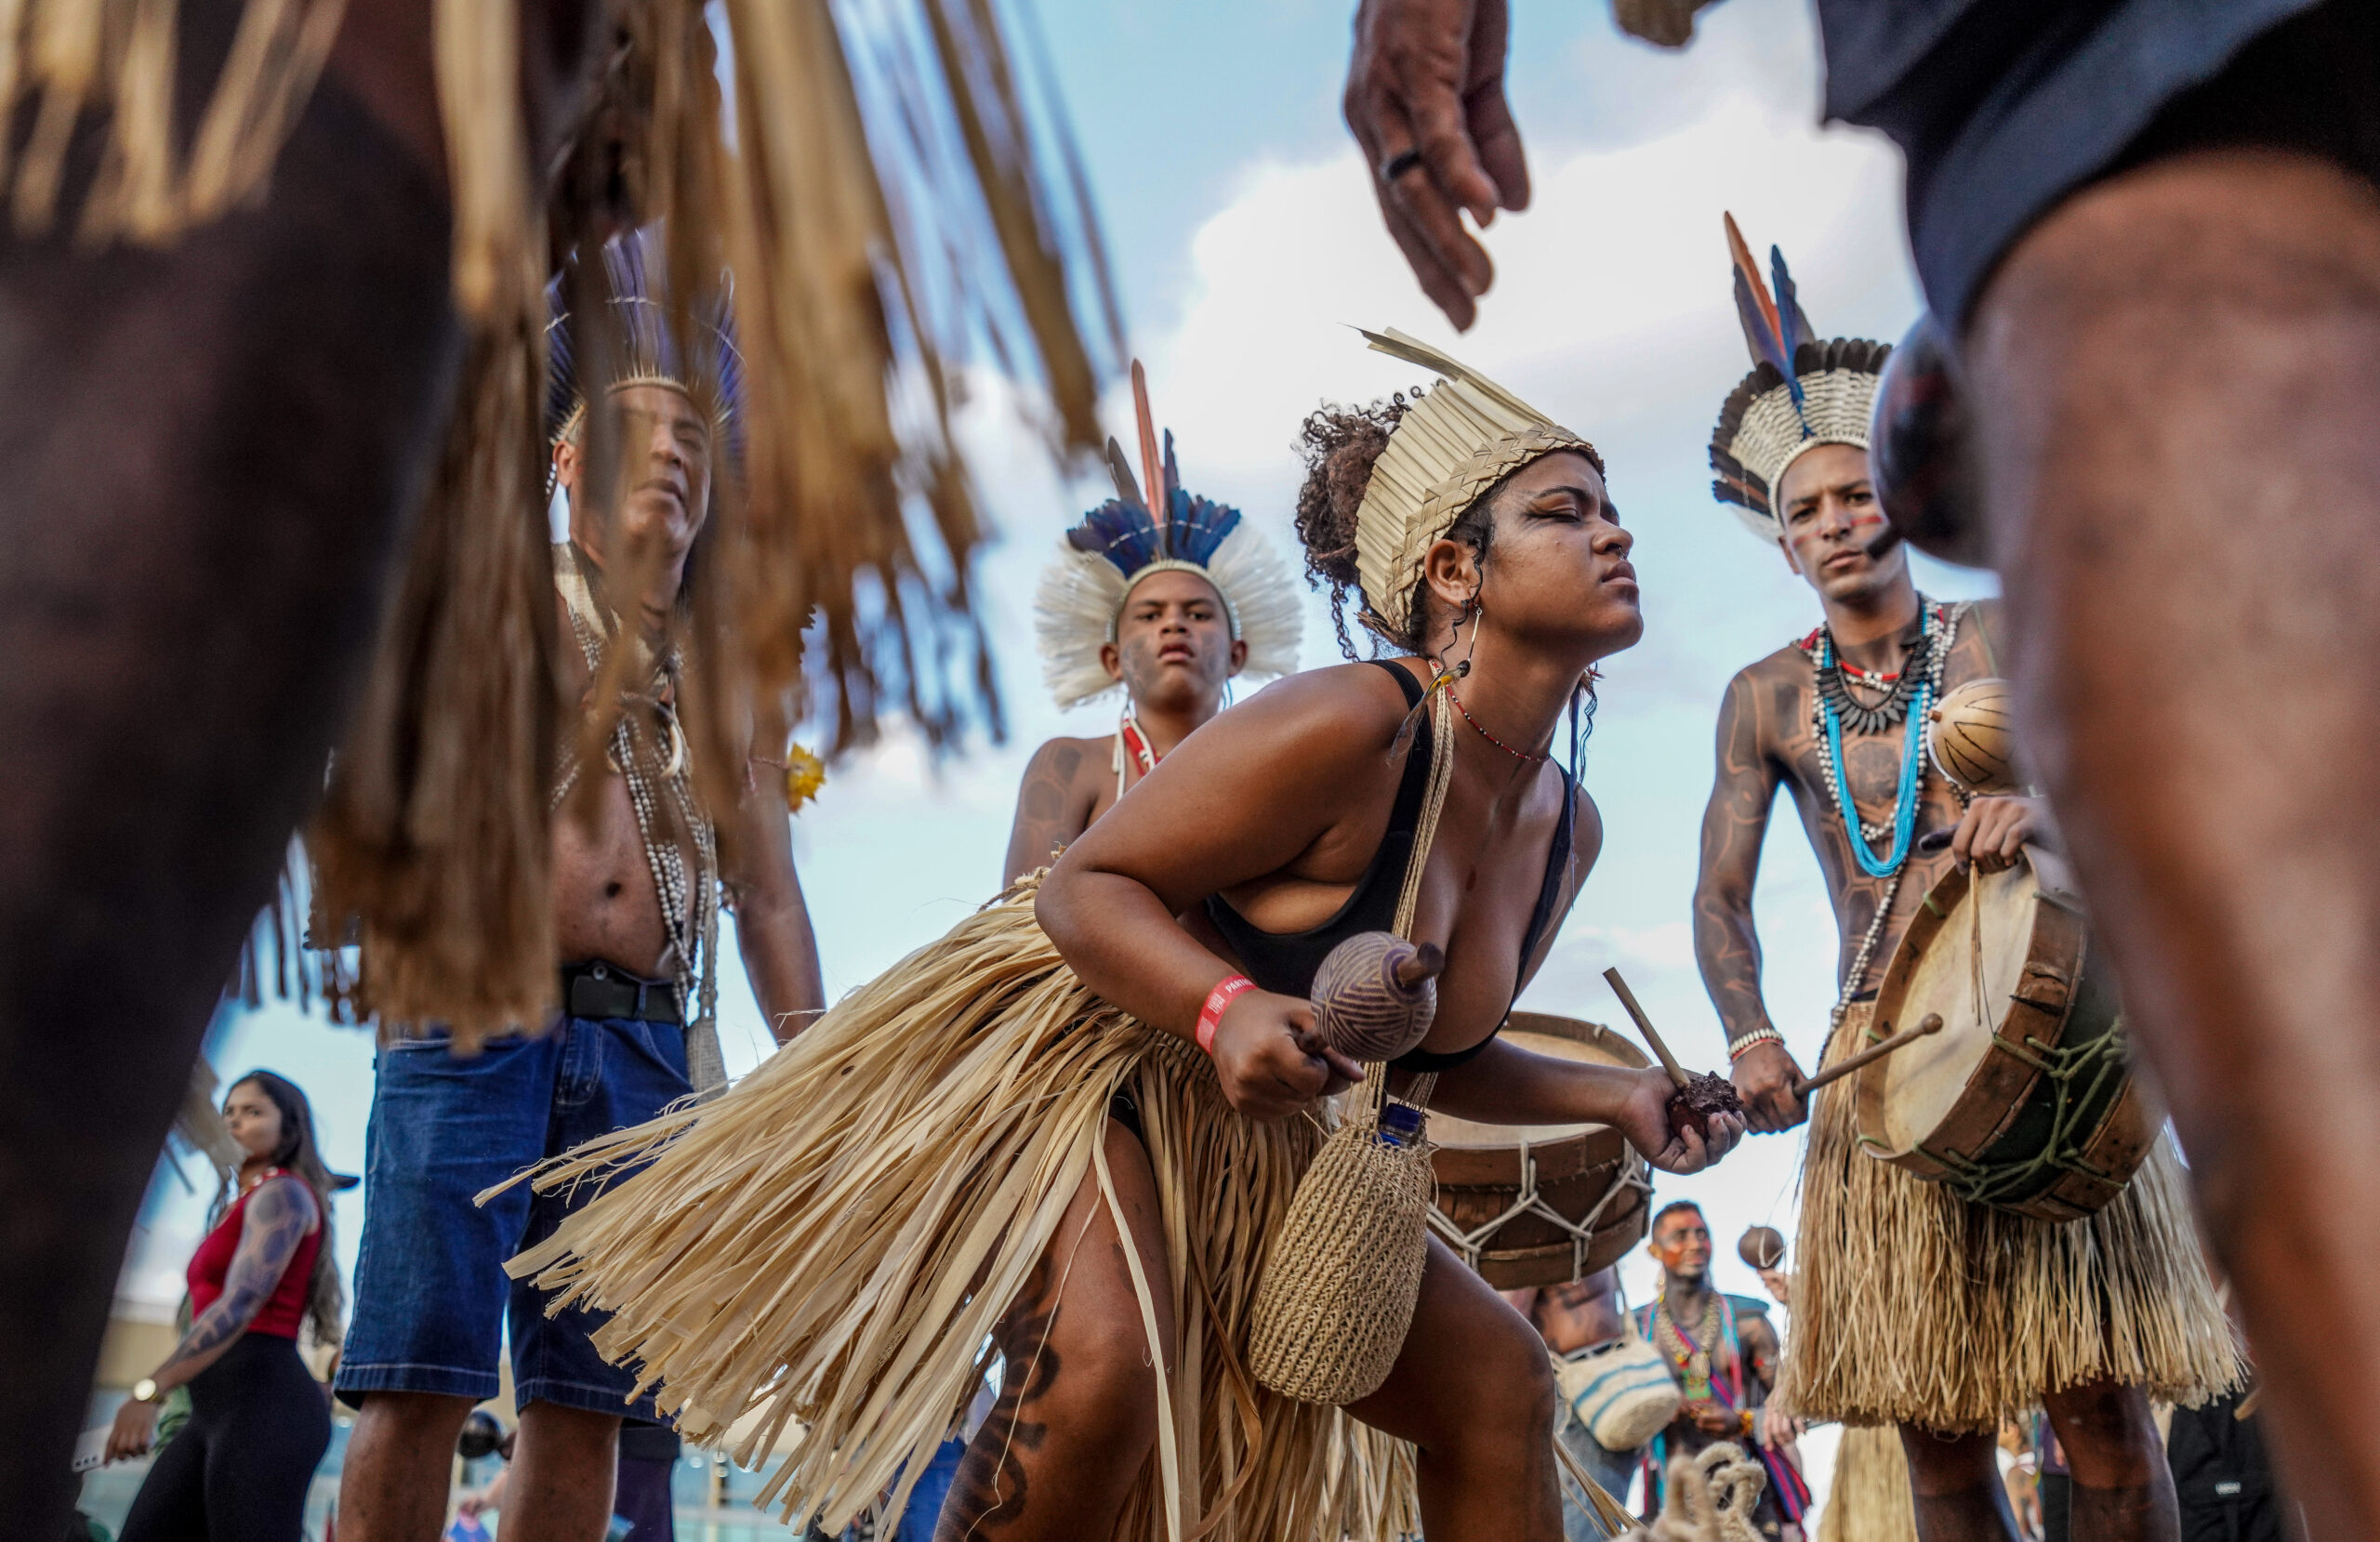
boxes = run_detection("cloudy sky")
[132,0,1997,1515]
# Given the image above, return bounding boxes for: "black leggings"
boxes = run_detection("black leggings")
[119,1334,332,1542]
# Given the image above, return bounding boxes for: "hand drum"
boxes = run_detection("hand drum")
[1309,931,1445,1061]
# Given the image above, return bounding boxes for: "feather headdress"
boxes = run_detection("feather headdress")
[1035,365,1302,709]
[547,229,744,461]
[1709,215,1890,543]
[1350,328,1602,643]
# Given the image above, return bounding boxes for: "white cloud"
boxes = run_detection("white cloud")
[1137,96,1914,492]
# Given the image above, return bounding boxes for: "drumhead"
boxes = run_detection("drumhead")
[1427,1012,1648,1148]
[1868,858,2038,1156]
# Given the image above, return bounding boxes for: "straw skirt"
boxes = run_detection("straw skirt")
[496,890,1418,1540]
[1815,1426,1917,1542]
[1776,1008,2242,1432]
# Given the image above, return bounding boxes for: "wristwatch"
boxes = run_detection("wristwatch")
[130,1377,160,1404]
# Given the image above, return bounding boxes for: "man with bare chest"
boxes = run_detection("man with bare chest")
[333,234,826,1542]
[1631,1204,1804,1538]
[1692,231,2237,1542]
[1003,404,1301,887]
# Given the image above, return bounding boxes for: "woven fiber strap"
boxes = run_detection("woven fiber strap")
[1246,696,1455,1405]
[1367,426,1595,640]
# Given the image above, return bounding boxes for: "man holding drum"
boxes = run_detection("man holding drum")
[1691,229,2241,1542]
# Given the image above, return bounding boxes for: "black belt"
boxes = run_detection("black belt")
[2177,1470,2271,1508]
[561,962,682,1025]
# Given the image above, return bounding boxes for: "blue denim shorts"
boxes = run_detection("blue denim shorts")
[334,1013,690,1417]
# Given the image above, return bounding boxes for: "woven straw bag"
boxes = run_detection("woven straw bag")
[1556,1301,1682,1452]
[1248,696,1455,1405]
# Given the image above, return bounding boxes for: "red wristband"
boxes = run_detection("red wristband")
[1196,975,1255,1055]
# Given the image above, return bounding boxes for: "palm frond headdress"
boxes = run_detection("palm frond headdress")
[1348,328,1600,643]
[1709,215,1891,542]
[1036,364,1301,709]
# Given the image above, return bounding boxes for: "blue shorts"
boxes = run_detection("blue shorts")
[334,1013,691,1417]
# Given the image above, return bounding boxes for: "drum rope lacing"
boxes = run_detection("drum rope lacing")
[1856,861,2136,1210]
[1424,1139,1652,1282]
[1898,1019,2135,1208]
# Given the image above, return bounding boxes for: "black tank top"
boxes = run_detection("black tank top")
[1203,658,1578,1072]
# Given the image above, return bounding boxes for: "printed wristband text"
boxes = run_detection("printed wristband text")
[1196,975,1257,1055]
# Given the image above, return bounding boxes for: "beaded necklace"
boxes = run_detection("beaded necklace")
[1113,708,1163,798]
[1802,599,1963,1026]
[1815,625,1932,736]
[1653,1288,1726,1404]
[1807,600,1951,877]
[552,546,721,1086]
[1448,687,1551,764]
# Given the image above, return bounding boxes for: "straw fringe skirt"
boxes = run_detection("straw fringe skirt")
[497,890,1418,1540]
[1814,1427,1917,1542]
[1776,1008,2242,1432]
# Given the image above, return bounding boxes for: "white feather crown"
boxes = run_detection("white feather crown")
[1710,343,1891,543]
[1034,458,1302,711]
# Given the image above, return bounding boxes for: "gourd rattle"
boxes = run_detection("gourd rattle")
[1307,931,1446,1061]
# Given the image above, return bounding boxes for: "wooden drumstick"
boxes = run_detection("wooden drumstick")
[1602,967,1689,1090]
[1791,1013,1944,1097]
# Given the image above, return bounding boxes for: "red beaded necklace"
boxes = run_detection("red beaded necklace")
[1447,688,1549,764]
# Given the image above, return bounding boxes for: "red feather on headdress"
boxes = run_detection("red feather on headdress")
[1725,212,1808,417]
[1131,359,1164,549]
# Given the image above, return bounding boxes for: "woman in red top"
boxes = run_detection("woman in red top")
[109,1070,349,1540]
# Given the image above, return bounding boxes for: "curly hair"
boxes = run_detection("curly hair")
[1292,394,1500,659]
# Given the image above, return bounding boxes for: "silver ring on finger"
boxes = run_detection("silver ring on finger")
[1380,148,1424,182]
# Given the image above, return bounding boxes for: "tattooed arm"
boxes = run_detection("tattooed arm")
[1694,668,1806,1133]
[1002,738,1096,890]
[107,1175,319,1460]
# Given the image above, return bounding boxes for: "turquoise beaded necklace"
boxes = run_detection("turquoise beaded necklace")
[1810,600,1950,880]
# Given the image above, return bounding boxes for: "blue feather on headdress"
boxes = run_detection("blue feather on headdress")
[1168,492,1243,567]
[1064,498,1167,577]
[1067,426,1240,576]
[1159,428,1247,565]
[545,226,743,455]
[1770,245,1817,357]
[1724,213,1812,431]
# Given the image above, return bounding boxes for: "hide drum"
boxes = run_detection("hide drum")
[1853,849,2157,1222]
[1427,1012,1652,1287]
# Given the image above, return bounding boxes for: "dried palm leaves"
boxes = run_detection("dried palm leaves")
[3,0,1119,1037]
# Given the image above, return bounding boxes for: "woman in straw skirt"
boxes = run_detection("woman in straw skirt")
[502,330,1745,1542]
